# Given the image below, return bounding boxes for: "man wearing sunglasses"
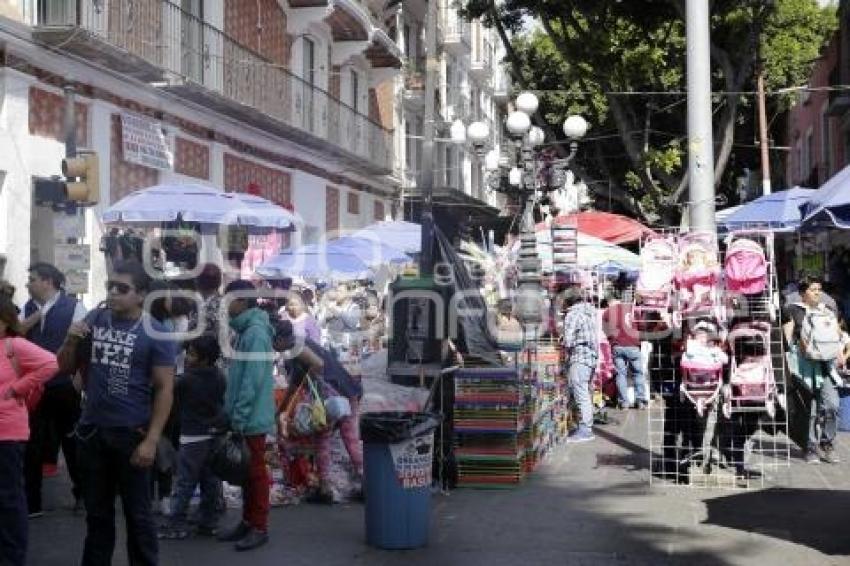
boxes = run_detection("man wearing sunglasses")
[57,260,176,566]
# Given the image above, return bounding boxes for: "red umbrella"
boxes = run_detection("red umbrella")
[546,211,655,244]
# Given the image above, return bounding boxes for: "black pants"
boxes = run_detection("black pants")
[0,442,27,566]
[25,383,82,512]
[77,426,157,566]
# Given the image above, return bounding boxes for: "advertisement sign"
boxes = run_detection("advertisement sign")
[54,244,90,272]
[64,270,89,295]
[389,433,434,489]
[120,112,173,171]
[53,213,85,241]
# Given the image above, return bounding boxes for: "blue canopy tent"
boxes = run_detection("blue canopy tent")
[327,236,410,266]
[352,220,421,254]
[718,187,814,233]
[800,165,850,228]
[256,243,373,281]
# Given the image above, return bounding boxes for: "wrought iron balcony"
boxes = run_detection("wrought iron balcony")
[470,38,493,83]
[32,0,394,174]
[441,5,470,55]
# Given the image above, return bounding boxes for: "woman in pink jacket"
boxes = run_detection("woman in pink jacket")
[0,296,58,565]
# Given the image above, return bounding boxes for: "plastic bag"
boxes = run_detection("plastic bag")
[360,377,430,413]
[210,432,250,486]
[359,412,441,444]
[324,396,352,421]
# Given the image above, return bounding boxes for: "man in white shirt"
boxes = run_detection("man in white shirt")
[21,262,86,515]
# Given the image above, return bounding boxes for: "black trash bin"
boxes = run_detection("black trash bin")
[360,412,441,549]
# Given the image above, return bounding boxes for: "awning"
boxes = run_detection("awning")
[541,211,655,244]
[801,165,850,229]
[720,187,814,233]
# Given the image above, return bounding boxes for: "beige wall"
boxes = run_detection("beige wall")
[0,1,24,21]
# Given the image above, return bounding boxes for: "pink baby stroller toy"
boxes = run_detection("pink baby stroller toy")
[675,232,722,325]
[721,321,780,419]
[679,320,728,417]
[724,237,767,295]
[633,235,677,331]
[723,233,774,321]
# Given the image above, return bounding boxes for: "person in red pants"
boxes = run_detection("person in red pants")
[217,280,276,552]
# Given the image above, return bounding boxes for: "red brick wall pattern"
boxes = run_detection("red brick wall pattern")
[223,153,292,207]
[326,186,340,233]
[174,137,210,180]
[28,87,89,146]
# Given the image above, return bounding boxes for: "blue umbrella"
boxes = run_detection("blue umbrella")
[352,220,421,254]
[327,236,410,266]
[720,187,815,232]
[102,183,298,229]
[256,244,372,281]
[800,165,850,228]
[594,260,639,280]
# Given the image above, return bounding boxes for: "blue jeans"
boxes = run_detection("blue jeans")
[569,363,595,431]
[169,439,221,530]
[77,426,157,566]
[0,442,27,566]
[613,346,647,406]
[809,377,840,451]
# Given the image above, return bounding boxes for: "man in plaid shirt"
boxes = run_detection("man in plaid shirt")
[562,288,599,443]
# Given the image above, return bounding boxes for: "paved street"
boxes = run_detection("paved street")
[29,408,850,566]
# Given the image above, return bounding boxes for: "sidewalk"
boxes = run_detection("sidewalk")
[28,408,850,566]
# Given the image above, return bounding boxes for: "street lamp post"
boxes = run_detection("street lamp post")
[453,92,587,333]
[504,95,586,330]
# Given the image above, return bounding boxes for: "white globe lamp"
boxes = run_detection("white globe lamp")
[527,126,545,147]
[563,115,589,140]
[450,119,467,145]
[506,111,531,137]
[515,92,539,116]
[467,121,490,145]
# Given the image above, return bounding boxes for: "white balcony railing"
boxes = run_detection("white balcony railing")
[34,0,393,172]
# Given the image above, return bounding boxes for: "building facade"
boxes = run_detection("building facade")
[0,0,403,304]
[396,0,509,235]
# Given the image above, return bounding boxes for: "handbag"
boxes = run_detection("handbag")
[209,431,250,486]
[285,376,328,437]
[4,338,44,412]
[305,375,327,431]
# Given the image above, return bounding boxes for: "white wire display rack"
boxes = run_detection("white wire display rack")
[647,230,792,489]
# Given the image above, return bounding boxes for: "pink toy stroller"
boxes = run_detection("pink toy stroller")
[721,321,779,419]
[724,237,767,295]
[679,323,727,417]
[633,235,677,331]
[675,232,722,325]
[723,233,774,321]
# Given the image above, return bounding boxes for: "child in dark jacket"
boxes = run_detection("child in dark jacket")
[159,335,228,539]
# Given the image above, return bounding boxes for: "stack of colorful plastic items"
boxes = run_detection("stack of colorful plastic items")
[454,367,526,488]
[520,343,565,472]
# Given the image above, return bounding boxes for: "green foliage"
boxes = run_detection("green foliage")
[463,0,836,223]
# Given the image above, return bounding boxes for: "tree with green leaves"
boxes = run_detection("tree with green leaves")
[462,0,836,224]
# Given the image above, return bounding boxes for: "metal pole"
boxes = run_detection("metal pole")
[686,0,716,232]
[757,65,772,196]
[418,0,439,276]
[64,85,76,158]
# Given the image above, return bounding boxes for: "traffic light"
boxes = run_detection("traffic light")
[62,152,99,204]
